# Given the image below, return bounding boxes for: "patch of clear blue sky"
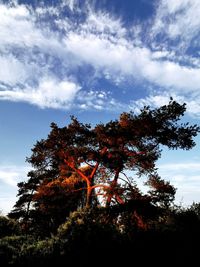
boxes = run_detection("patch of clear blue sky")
[93,0,155,22]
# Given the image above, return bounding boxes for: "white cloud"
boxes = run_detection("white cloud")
[0,164,30,214]
[61,0,79,12]
[0,1,200,111]
[152,0,200,49]
[0,4,38,47]
[140,58,200,91]
[0,165,29,187]
[83,11,126,38]
[129,93,200,118]
[76,90,124,111]
[0,77,80,109]
[0,3,67,60]
[158,161,200,205]
[159,162,200,172]
[65,29,200,91]
[0,54,28,85]
[129,94,171,113]
[66,0,76,11]
[0,196,17,215]
[0,3,82,109]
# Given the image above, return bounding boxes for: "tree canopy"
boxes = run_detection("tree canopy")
[9,100,200,234]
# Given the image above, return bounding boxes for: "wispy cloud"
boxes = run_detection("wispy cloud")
[76,90,124,111]
[0,0,200,114]
[0,196,17,215]
[0,77,80,109]
[0,164,29,187]
[159,162,200,172]
[0,163,30,215]
[0,164,29,213]
[158,161,200,205]
[152,0,200,50]
[129,92,200,118]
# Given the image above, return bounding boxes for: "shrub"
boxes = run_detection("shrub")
[0,216,20,238]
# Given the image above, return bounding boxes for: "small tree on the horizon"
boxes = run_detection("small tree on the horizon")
[9,100,200,234]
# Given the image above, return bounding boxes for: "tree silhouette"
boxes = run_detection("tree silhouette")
[9,100,200,233]
[146,174,176,208]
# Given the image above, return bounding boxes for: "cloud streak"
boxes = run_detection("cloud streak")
[152,0,200,50]
[157,161,200,205]
[0,77,80,109]
[0,165,29,187]
[0,1,200,114]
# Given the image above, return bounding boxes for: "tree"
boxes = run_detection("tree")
[146,174,176,208]
[9,164,88,235]
[9,100,200,233]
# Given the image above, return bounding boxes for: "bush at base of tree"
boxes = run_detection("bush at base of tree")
[0,235,35,266]
[1,204,200,266]
[0,216,20,238]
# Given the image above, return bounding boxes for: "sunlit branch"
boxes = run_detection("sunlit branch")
[63,159,90,186]
[89,161,99,180]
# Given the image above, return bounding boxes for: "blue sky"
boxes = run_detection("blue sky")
[1,0,200,214]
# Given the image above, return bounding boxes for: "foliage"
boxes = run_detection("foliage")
[0,235,35,265]
[1,203,200,266]
[57,208,123,265]
[9,100,200,236]
[188,202,200,219]
[146,174,176,208]
[0,216,20,238]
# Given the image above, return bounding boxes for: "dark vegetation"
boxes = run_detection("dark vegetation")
[0,100,200,266]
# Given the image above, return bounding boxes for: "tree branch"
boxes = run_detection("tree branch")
[63,159,90,186]
[89,161,99,180]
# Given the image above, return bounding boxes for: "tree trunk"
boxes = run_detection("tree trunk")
[86,185,92,208]
[106,169,120,207]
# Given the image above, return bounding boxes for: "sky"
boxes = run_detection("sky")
[1,0,200,214]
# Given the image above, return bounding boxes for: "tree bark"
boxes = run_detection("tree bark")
[106,168,120,207]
